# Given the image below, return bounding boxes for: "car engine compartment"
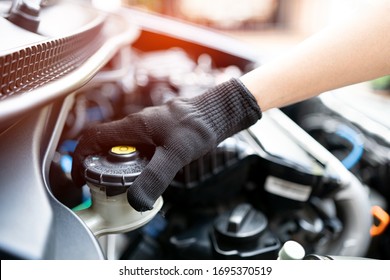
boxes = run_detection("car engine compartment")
[52,42,383,260]
[1,0,389,260]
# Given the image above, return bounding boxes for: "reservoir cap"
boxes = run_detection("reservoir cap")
[83,146,148,196]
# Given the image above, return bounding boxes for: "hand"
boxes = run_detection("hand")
[71,78,261,212]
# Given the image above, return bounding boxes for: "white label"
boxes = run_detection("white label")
[264,176,312,201]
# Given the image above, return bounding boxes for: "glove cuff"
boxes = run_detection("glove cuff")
[191,78,262,142]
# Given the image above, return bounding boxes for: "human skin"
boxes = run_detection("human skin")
[240,0,390,112]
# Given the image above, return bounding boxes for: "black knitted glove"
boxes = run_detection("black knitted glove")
[71,78,262,211]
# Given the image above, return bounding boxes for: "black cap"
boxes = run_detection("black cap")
[214,203,268,244]
[83,146,148,196]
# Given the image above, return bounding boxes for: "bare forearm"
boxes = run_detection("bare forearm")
[240,0,390,111]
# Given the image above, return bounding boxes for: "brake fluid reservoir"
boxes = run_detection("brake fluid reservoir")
[75,146,163,237]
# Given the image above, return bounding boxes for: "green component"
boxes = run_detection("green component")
[72,199,92,211]
[371,75,390,91]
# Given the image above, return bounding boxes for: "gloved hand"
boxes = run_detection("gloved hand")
[71,78,262,211]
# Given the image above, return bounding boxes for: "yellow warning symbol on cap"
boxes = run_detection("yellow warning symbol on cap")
[111,145,136,155]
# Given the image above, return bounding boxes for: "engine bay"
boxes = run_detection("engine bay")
[1,1,389,261]
[51,44,387,260]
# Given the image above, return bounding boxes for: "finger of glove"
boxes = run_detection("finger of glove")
[71,115,152,187]
[79,114,153,152]
[127,145,187,212]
